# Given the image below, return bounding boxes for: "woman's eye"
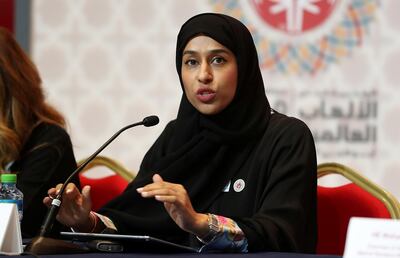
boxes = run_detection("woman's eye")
[212,57,226,65]
[184,59,198,66]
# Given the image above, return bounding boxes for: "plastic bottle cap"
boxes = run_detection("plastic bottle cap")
[1,173,17,183]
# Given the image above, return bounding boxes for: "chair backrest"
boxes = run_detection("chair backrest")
[78,155,135,212]
[317,162,400,255]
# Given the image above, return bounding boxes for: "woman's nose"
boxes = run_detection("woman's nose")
[198,63,213,83]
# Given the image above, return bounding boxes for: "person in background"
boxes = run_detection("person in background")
[45,13,317,253]
[0,27,80,238]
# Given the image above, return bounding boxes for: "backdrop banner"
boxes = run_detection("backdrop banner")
[31,0,400,199]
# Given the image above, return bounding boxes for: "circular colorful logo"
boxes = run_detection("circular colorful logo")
[209,0,379,76]
[251,0,338,34]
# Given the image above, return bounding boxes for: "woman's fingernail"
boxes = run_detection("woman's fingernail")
[136,188,143,193]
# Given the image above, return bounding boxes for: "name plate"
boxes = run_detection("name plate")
[344,217,400,258]
[0,203,23,255]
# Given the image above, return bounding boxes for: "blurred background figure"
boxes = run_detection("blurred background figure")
[0,27,80,238]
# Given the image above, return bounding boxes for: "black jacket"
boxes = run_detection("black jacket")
[10,123,80,238]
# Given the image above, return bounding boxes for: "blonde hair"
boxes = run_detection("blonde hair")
[0,27,65,168]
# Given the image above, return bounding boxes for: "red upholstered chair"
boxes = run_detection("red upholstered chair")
[78,156,135,212]
[317,162,400,255]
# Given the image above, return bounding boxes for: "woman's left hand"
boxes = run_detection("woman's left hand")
[137,174,208,237]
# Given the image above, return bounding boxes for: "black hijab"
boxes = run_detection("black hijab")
[100,13,270,243]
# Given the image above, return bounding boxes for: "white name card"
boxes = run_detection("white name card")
[344,217,400,258]
[0,203,23,255]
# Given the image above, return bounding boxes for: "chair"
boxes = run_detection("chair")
[317,162,400,255]
[78,155,135,212]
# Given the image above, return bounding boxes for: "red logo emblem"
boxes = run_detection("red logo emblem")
[251,0,339,34]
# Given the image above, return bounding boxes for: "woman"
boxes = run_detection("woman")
[45,13,317,252]
[0,27,80,238]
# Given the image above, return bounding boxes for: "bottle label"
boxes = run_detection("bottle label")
[0,199,23,221]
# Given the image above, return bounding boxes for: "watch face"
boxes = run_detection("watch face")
[208,214,220,236]
[200,214,221,243]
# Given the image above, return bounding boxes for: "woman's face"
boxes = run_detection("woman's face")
[181,36,238,115]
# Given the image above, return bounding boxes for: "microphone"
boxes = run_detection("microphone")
[26,115,159,254]
[142,115,159,127]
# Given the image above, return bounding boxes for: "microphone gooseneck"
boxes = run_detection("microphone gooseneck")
[38,115,159,238]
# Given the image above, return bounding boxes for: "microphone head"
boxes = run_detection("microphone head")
[142,115,159,127]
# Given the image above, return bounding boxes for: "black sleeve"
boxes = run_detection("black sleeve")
[235,119,318,253]
[13,125,79,237]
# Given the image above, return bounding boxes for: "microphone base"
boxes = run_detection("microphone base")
[25,236,88,255]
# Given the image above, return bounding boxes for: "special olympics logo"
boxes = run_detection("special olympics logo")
[251,0,337,34]
[209,0,379,76]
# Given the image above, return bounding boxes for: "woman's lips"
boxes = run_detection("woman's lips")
[196,88,216,103]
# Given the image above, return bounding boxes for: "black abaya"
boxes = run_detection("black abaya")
[100,13,317,253]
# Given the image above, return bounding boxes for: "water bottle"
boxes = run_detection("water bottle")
[0,178,3,199]
[0,173,24,221]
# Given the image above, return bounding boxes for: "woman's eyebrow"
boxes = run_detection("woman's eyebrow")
[183,49,231,56]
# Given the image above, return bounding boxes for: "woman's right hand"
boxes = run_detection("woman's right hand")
[43,183,93,232]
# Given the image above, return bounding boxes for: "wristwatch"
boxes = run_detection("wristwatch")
[199,213,220,243]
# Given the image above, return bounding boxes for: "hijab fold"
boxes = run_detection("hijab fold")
[100,13,271,243]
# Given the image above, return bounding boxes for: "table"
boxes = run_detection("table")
[13,237,341,258]
[12,252,341,258]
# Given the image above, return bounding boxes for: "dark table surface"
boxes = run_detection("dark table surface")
[9,251,341,258]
